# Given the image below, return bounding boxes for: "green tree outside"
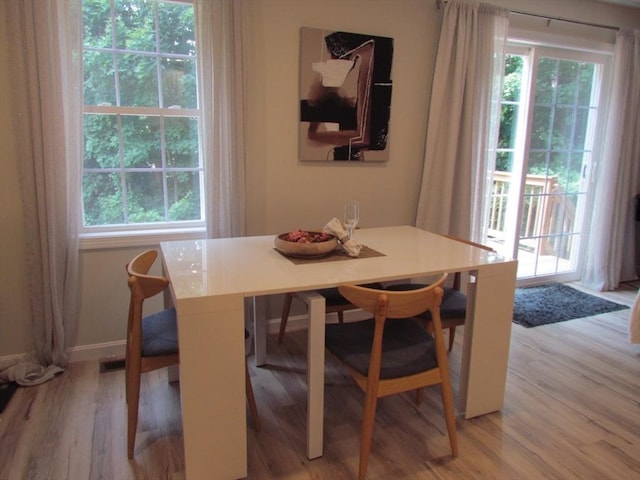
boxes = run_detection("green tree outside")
[497,54,594,195]
[82,0,201,226]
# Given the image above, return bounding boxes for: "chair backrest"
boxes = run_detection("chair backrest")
[441,235,494,290]
[338,273,448,324]
[338,274,449,385]
[126,250,170,351]
[441,234,495,252]
[126,250,169,302]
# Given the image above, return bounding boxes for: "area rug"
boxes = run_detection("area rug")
[512,283,629,328]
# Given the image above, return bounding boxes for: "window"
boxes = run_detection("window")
[81,0,203,236]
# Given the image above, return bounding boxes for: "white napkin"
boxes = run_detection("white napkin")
[323,217,362,257]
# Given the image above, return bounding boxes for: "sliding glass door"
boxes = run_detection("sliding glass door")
[487,44,611,283]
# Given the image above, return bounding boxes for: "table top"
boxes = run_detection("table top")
[161,225,510,300]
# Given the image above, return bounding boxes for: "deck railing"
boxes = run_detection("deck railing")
[488,171,576,259]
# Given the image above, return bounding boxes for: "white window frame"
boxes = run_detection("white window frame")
[80,0,206,250]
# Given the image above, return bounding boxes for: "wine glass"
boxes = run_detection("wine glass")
[344,200,360,240]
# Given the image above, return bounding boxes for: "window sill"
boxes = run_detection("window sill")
[79,227,207,250]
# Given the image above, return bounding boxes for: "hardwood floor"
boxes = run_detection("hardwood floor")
[1,286,638,479]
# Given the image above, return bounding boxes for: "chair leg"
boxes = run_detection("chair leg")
[415,388,424,405]
[245,361,260,431]
[126,362,141,459]
[439,373,459,457]
[337,311,344,323]
[358,390,379,480]
[125,348,131,405]
[448,326,456,352]
[277,293,294,344]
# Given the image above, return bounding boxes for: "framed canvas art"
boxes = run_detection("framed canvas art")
[299,27,393,162]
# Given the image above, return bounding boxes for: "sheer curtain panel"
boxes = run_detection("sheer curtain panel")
[1,0,82,382]
[583,30,640,290]
[195,0,248,238]
[415,0,508,242]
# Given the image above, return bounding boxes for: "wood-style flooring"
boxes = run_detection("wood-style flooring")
[0,285,638,479]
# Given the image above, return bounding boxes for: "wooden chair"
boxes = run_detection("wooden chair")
[325,274,458,479]
[385,235,495,351]
[277,284,383,344]
[125,250,260,458]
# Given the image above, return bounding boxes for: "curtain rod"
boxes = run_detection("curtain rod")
[435,0,621,32]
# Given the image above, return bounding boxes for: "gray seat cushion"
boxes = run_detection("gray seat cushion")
[385,284,467,320]
[142,307,179,357]
[325,317,437,379]
[318,283,384,306]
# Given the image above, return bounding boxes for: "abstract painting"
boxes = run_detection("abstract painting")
[299,27,393,162]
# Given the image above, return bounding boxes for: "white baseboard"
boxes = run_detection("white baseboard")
[267,309,369,334]
[0,341,125,367]
[265,313,308,333]
[1,310,368,367]
[64,315,307,363]
[67,340,126,363]
[0,352,28,369]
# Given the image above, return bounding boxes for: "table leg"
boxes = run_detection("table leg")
[176,294,247,479]
[460,261,517,418]
[296,290,326,459]
[252,296,268,366]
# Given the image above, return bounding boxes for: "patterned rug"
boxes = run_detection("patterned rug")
[513,283,629,328]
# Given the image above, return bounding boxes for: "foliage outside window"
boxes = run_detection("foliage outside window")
[82,0,203,230]
[497,53,597,197]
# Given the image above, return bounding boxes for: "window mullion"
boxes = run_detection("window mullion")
[117,113,129,224]
[153,3,170,222]
[110,0,121,108]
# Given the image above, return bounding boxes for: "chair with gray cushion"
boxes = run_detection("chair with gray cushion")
[325,274,458,480]
[277,283,384,344]
[125,250,259,458]
[385,235,495,351]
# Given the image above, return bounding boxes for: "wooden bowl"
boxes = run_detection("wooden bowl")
[274,232,338,258]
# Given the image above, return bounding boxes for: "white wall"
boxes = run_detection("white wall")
[1,0,639,359]
[243,0,439,236]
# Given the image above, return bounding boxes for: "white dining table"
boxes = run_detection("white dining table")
[161,226,517,480]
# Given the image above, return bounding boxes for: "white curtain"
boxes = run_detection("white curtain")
[195,0,247,238]
[583,30,640,291]
[415,0,508,242]
[1,0,82,381]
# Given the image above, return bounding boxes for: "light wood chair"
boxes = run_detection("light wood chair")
[125,250,260,458]
[325,274,458,479]
[385,235,495,351]
[277,283,383,344]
